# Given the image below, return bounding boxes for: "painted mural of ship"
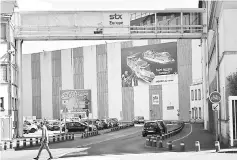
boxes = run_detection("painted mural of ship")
[142,50,175,64]
[126,54,155,83]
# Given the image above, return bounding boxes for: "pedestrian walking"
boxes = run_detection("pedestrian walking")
[34,121,53,160]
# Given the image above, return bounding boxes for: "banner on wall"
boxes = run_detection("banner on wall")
[60,89,91,113]
[152,94,160,105]
[121,42,177,87]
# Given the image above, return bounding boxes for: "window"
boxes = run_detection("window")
[198,89,201,100]
[195,107,198,119]
[195,89,197,100]
[0,97,4,111]
[199,107,202,119]
[0,65,8,82]
[191,90,194,101]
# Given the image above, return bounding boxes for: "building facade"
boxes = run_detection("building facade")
[190,83,203,122]
[21,39,200,122]
[0,0,18,140]
[200,0,237,146]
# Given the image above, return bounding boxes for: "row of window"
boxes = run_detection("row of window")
[0,65,17,84]
[191,89,201,101]
[191,107,202,119]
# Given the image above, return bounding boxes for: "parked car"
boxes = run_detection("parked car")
[23,124,30,134]
[132,116,145,124]
[24,121,38,133]
[110,118,119,127]
[80,119,97,131]
[101,119,109,129]
[47,120,61,131]
[142,120,163,137]
[94,119,104,130]
[66,121,87,132]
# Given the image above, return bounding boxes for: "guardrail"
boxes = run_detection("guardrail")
[1,133,75,151]
[145,122,185,148]
[81,123,134,139]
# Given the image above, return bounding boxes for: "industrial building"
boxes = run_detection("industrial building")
[199,0,237,146]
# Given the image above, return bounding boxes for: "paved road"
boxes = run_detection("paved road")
[2,123,236,160]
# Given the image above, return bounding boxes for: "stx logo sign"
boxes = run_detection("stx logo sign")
[109,13,122,20]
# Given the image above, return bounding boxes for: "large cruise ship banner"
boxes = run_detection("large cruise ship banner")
[60,89,91,113]
[121,42,177,87]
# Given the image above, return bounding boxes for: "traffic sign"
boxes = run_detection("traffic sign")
[212,103,219,111]
[209,91,221,103]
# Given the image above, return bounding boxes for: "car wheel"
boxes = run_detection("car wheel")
[142,134,146,137]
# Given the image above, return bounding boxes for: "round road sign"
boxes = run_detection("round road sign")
[209,91,221,103]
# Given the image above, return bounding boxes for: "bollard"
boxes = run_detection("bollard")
[10,141,12,149]
[72,134,74,140]
[4,142,7,150]
[30,138,33,146]
[158,140,163,148]
[23,139,26,147]
[167,141,172,150]
[61,134,64,141]
[152,139,157,147]
[69,134,71,140]
[156,136,160,142]
[16,140,20,149]
[180,142,185,152]
[53,136,56,142]
[146,138,150,146]
[36,138,39,145]
[195,141,200,152]
[147,138,152,146]
[215,141,220,152]
[161,135,165,140]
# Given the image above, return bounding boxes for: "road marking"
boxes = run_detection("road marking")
[77,130,141,148]
[172,123,192,142]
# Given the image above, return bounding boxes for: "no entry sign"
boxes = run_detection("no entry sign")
[209,91,221,103]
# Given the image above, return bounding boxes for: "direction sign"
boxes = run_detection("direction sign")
[209,91,221,103]
[212,103,219,111]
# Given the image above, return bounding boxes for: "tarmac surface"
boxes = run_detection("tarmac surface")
[1,123,236,160]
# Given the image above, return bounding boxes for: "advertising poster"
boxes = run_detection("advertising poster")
[60,89,91,113]
[152,94,159,105]
[121,42,177,87]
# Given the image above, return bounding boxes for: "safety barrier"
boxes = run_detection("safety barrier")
[81,131,99,139]
[144,123,223,152]
[80,123,134,139]
[1,133,74,151]
[111,123,134,132]
[145,122,185,148]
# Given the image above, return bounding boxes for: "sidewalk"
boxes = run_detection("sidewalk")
[163,123,233,152]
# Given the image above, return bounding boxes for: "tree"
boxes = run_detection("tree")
[227,71,237,96]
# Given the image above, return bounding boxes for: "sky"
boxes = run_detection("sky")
[14,0,200,54]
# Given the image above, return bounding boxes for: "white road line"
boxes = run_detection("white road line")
[77,130,141,148]
[172,123,192,142]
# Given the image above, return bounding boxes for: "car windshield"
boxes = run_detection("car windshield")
[138,116,144,120]
[144,122,156,127]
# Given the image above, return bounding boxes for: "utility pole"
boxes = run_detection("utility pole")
[216,17,222,142]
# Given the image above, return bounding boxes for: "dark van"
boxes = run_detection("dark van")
[142,121,163,137]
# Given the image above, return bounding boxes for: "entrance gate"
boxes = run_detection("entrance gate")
[4,8,208,136]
